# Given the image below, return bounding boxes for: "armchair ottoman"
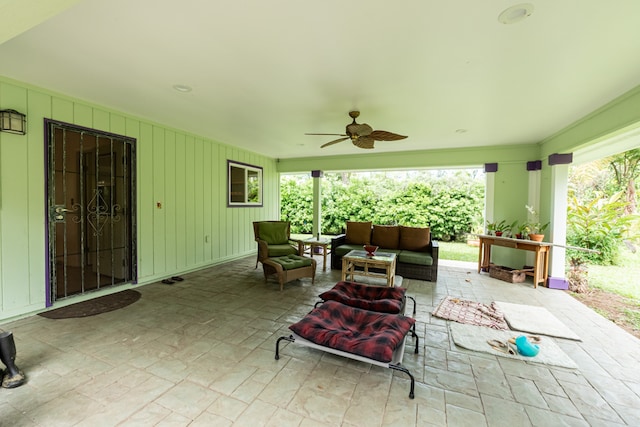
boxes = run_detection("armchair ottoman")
[262,254,316,291]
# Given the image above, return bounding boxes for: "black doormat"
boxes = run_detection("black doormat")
[39,290,141,319]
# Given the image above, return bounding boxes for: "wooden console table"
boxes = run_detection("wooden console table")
[477,234,551,288]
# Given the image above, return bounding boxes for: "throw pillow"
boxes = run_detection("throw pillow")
[399,225,430,251]
[345,221,372,245]
[258,222,289,245]
[372,225,400,249]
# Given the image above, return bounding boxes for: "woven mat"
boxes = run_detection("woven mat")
[39,290,141,319]
[432,296,509,330]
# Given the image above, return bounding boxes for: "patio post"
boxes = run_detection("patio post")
[311,170,323,237]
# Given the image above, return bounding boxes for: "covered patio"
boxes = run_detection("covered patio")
[1,257,638,426]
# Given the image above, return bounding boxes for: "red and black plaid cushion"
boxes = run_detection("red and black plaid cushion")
[318,281,406,313]
[289,300,415,363]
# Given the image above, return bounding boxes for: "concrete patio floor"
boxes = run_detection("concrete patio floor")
[1,257,639,426]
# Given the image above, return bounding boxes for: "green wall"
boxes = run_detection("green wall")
[2,73,639,320]
[0,77,278,320]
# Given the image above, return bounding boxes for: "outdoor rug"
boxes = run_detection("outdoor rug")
[39,290,141,319]
[449,322,578,369]
[432,296,509,330]
[495,301,581,341]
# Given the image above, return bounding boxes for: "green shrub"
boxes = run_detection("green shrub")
[567,191,637,265]
[281,171,485,241]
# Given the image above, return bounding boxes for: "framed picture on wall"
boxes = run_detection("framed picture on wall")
[227,160,263,207]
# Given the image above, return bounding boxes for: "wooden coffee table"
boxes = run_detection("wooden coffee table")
[341,250,398,287]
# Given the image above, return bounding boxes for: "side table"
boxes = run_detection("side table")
[298,237,331,271]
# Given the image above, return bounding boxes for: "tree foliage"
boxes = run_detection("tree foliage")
[567,192,637,265]
[567,148,640,265]
[281,170,485,241]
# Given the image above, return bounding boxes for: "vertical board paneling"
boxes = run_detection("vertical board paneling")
[210,143,220,260]
[0,83,30,310]
[51,97,73,122]
[152,126,166,273]
[175,133,187,269]
[164,131,177,272]
[93,109,110,132]
[138,123,154,278]
[218,145,231,259]
[194,138,204,263]
[73,104,93,128]
[27,90,51,304]
[203,141,212,261]
[185,136,196,265]
[0,77,278,320]
[110,114,125,135]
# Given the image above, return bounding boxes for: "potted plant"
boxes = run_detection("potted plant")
[514,222,528,239]
[525,205,549,241]
[486,220,497,235]
[493,220,509,237]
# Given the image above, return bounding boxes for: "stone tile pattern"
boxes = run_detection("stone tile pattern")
[1,257,639,426]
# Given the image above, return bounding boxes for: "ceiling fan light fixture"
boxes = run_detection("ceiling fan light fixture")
[498,3,534,24]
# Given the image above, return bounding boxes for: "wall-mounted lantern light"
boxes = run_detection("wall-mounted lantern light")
[0,109,26,135]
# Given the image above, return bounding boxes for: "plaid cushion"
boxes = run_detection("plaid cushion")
[319,281,406,314]
[289,300,415,362]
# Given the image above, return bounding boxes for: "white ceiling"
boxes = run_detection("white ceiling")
[1,0,640,159]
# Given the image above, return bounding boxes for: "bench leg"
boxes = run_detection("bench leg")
[275,335,295,360]
[389,364,415,399]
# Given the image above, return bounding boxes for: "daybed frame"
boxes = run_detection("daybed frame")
[275,330,419,399]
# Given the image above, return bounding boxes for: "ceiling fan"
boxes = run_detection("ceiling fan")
[306,111,407,149]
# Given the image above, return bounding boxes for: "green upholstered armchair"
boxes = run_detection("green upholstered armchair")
[252,221,300,267]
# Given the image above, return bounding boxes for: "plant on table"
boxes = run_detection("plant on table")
[487,219,509,236]
[525,205,549,240]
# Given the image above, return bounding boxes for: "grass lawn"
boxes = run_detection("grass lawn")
[437,240,479,262]
[587,248,640,300]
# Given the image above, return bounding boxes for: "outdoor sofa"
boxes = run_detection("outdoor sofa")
[330,221,439,281]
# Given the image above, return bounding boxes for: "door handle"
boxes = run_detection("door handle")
[55,206,73,213]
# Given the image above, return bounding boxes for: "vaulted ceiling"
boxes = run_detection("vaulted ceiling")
[1,0,640,159]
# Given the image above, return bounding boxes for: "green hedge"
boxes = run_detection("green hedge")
[281,171,485,241]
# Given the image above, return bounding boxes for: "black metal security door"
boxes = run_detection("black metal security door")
[46,120,137,304]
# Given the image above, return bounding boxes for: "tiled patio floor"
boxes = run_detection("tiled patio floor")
[1,257,639,426]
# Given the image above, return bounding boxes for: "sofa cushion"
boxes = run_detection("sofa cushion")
[372,225,400,249]
[398,250,433,266]
[334,244,363,257]
[399,226,430,251]
[345,221,372,245]
[259,222,289,244]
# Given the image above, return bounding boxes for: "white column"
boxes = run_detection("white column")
[526,169,541,266]
[312,171,322,238]
[484,172,495,232]
[549,164,569,278]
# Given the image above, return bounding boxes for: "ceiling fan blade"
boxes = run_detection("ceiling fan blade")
[320,137,350,148]
[353,136,375,149]
[305,133,348,136]
[369,130,408,141]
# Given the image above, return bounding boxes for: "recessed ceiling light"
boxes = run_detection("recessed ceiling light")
[498,3,534,24]
[173,84,192,93]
